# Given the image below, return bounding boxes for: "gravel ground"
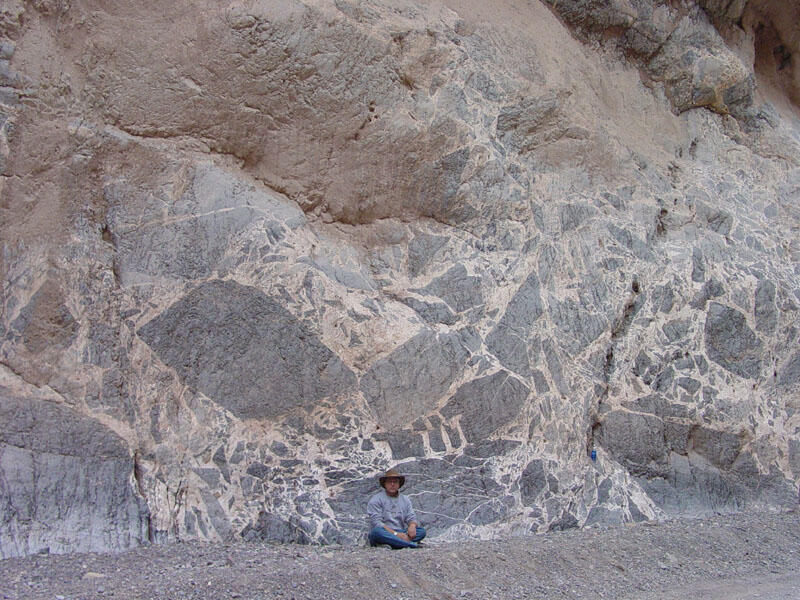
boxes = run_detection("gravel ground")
[2,509,799,600]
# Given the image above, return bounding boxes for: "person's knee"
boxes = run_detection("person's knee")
[413,526,426,541]
[368,526,386,545]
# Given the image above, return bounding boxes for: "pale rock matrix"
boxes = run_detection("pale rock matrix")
[0,0,799,558]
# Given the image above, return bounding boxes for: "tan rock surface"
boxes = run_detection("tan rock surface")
[1,0,799,557]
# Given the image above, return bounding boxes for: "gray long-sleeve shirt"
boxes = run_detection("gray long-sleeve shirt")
[367,489,417,531]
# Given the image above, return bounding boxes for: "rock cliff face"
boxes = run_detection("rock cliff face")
[1,0,799,557]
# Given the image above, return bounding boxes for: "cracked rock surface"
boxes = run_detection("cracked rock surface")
[1,0,799,557]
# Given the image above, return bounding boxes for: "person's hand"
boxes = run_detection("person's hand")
[407,524,417,540]
[396,532,411,542]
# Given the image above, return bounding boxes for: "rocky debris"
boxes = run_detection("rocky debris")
[0,0,799,557]
[1,510,799,600]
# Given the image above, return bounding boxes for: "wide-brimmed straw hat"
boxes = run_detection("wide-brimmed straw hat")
[379,469,405,489]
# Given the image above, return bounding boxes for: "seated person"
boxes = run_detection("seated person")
[367,468,426,549]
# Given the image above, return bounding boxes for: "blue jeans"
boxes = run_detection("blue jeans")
[368,525,426,549]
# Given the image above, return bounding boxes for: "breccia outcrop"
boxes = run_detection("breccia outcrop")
[0,0,799,557]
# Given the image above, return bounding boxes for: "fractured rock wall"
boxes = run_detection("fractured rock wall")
[1,0,799,557]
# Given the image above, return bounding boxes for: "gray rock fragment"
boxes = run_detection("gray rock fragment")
[558,202,595,232]
[421,264,483,313]
[11,279,78,354]
[520,459,547,505]
[0,392,149,558]
[599,408,792,515]
[486,272,543,377]
[138,279,355,420]
[240,512,312,544]
[441,371,530,443]
[598,410,670,475]
[106,164,303,284]
[428,429,446,452]
[360,329,469,430]
[789,440,800,477]
[543,339,570,397]
[754,280,777,335]
[690,427,744,470]
[385,431,425,459]
[399,296,457,325]
[663,318,691,343]
[691,247,705,283]
[704,302,763,379]
[201,490,233,541]
[407,232,448,279]
[778,351,800,387]
[584,505,624,527]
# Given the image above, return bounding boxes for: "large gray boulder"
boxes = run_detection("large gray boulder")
[138,279,356,420]
[0,392,149,558]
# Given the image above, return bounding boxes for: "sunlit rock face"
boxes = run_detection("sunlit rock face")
[1,0,799,557]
